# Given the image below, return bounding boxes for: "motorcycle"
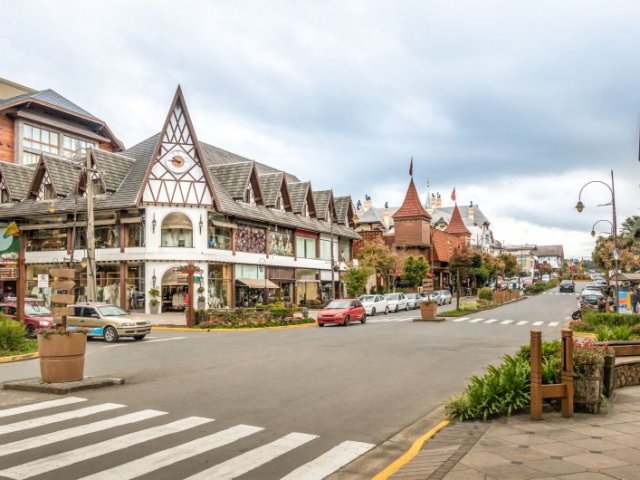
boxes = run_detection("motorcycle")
[571,297,616,320]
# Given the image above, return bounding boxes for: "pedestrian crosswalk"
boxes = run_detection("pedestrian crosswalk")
[0,396,374,480]
[367,316,415,323]
[543,292,575,296]
[449,317,564,328]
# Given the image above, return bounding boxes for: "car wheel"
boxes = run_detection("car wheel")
[104,326,119,343]
[26,325,36,338]
[371,308,376,317]
[133,335,146,341]
[344,315,351,326]
[395,305,399,313]
[385,306,389,315]
[405,303,409,311]
[361,313,366,324]
[318,322,324,327]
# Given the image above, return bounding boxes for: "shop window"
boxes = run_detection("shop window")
[127,223,144,247]
[268,228,293,256]
[26,228,67,251]
[125,264,145,311]
[339,239,351,262]
[74,226,119,249]
[235,226,266,253]
[208,264,231,308]
[93,264,121,306]
[161,213,193,247]
[296,236,317,259]
[319,237,338,261]
[234,264,265,279]
[207,225,232,250]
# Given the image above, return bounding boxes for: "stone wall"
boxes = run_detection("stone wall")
[614,362,640,389]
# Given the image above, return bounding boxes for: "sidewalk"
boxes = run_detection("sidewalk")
[391,386,640,479]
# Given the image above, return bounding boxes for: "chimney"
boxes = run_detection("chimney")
[432,192,442,209]
[363,194,373,211]
[468,201,474,222]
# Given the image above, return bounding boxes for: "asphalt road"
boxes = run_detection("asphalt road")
[0,287,579,480]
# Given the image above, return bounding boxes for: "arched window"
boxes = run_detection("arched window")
[244,184,255,205]
[274,192,284,211]
[161,212,193,247]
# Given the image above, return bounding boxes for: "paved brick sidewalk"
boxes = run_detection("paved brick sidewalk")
[392,386,640,479]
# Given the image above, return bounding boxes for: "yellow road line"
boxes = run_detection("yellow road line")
[372,419,450,480]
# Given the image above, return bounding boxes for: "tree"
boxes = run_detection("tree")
[499,253,519,277]
[449,244,475,309]
[357,238,398,288]
[402,255,430,288]
[620,215,640,236]
[343,265,371,297]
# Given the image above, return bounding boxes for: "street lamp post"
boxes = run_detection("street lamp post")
[575,169,619,306]
[258,258,267,305]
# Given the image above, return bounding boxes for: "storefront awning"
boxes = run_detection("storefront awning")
[236,278,280,289]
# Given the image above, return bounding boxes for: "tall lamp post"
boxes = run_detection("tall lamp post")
[258,258,267,305]
[575,169,619,305]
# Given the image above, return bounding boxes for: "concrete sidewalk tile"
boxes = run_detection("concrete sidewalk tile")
[501,432,555,446]
[602,464,640,480]
[459,450,511,469]
[569,437,625,452]
[441,468,488,479]
[493,446,549,462]
[510,422,560,433]
[605,447,640,465]
[606,423,640,435]
[475,462,543,479]
[566,425,628,437]
[485,425,526,438]
[523,458,586,476]
[588,412,640,425]
[535,429,589,442]
[529,441,589,457]
[475,436,517,451]
[563,452,629,470]
[557,473,623,480]
[607,434,640,449]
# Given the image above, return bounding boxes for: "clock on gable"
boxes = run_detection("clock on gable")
[163,148,194,174]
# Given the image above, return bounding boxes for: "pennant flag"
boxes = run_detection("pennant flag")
[4,221,19,237]
[451,187,456,202]
[409,157,413,176]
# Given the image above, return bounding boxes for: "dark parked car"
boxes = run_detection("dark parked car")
[559,280,575,293]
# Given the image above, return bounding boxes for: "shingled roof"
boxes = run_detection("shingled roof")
[92,149,136,192]
[445,204,471,236]
[259,172,287,208]
[393,179,431,220]
[288,181,314,215]
[210,162,254,200]
[0,161,32,201]
[313,190,334,220]
[334,196,354,226]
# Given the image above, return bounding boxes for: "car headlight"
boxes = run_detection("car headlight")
[121,321,136,327]
[39,320,51,326]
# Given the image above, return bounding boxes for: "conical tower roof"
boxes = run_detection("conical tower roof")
[393,178,431,220]
[445,204,471,236]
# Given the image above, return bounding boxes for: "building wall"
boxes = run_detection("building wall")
[394,218,430,247]
[0,114,14,163]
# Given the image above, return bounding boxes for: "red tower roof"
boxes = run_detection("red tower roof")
[445,204,471,236]
[393,178,431,220]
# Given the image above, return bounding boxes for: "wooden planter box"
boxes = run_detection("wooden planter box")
[37,332,87,383]
[574,364,603,413]
[419,302,438,321]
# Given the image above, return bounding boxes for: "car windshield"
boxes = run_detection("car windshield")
[406,294,417,299]
[360,295,375,302]
[97,305,128,316]
[25,305,51,316]
[385,294,398,300]
[561,280,572,285]
[325,300,352,309]
[582,295,600,305]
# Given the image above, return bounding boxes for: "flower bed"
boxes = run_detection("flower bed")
[439,293,523,318]
[194,303,314,329]
[570,311,640,341]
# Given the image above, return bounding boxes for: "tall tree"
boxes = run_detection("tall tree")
[357,238,398,279]
[402,255,430,288]
[343,265,371,297]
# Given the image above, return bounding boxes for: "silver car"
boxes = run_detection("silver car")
[359,294,389,316]
[432,290,452,306]
[384,293,409,312]
[404,293,422,310]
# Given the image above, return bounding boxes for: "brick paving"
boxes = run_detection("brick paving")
[392,386,640,479]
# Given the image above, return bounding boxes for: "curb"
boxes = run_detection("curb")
[4,376,125,394]
[0,352,39,363]
[152,322,316,332]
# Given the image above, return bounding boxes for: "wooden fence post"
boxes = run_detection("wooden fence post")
[530,330,543,420]
[561,329,574,418]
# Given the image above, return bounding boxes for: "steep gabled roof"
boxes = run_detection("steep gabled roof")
[288,181,315,216]
[393,179,431,221]
[334,196,355,226]
[533,245,564,257]
[313,190,334,220]
[0,161,32,201]
[28,154,82,199]
[259,172,291,210]
[210,161,254,200]
[445,204,471,236]
[92,149,136,192]
[358,207,385,225]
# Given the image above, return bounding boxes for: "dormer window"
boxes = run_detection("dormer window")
[244,184,255,205]
[274,192,284,211]
[0,189,9,203]
[302,200,309,217]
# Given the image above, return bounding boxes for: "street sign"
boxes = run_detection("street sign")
[613,249,620,260]
[37,274,49,289]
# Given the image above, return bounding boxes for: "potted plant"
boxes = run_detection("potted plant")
[149,288,160,314]
[573,339,611,413]
[197,286,206,310]
[419,296,438,321]
[37,326,88,383]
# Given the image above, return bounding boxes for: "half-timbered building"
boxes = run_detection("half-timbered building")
[0,85,359,312]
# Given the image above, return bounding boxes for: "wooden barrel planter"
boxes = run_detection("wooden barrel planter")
[419,302,438,321]
[37,332,87,383]
[574,364,603,413]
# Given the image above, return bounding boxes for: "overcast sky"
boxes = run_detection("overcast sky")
[4,1,640,258]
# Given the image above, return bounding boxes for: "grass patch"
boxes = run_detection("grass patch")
[0,339,38,357]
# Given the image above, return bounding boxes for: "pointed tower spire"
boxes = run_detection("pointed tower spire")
[393,178,431,221]
[139,86,218,208]
[445,204,471,236]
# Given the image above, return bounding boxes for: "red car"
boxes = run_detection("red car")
[0,303,55,337]
[317,299,366,327]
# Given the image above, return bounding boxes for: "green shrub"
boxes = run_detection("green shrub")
[267,303,294,320]
[569,319,593,332]
[583,310,640,328]
[516,340,561,363]
[573,339,611,378]
[446,355,530,421]
[595,325,633,341]
[444,392,471,420]
[478,287,493,302]
[0,317,27,355]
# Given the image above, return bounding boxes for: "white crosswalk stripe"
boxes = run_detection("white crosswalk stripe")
[184,432,318,480]
[0,399,375,480]
[453,317,470,322]
[532,321,544,326]
[447,318,561,328]
[80,424,264,480]
[469,318,484,323]
[484,319,498,324]
[548,322,559,327]
[0,403,124,435]
[0,397,86,419]
[500,320,514,325]
[281,440,375,479]
[516,320,529,326]
[367,316,413,323]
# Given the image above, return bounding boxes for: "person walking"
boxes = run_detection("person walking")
[631,288,639,314]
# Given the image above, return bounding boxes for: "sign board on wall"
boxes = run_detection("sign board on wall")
[37,274,49,289]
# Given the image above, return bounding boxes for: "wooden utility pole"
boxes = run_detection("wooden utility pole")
[176,263,198,327]
[85,149,97,302]
[16,232,25,324]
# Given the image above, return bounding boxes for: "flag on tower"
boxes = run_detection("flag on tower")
[451,187,456,202]
[409,157,413,176]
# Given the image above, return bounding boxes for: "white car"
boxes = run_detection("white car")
[404,293,422,309]
[384,293,409,312]
[359,294,389,316]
